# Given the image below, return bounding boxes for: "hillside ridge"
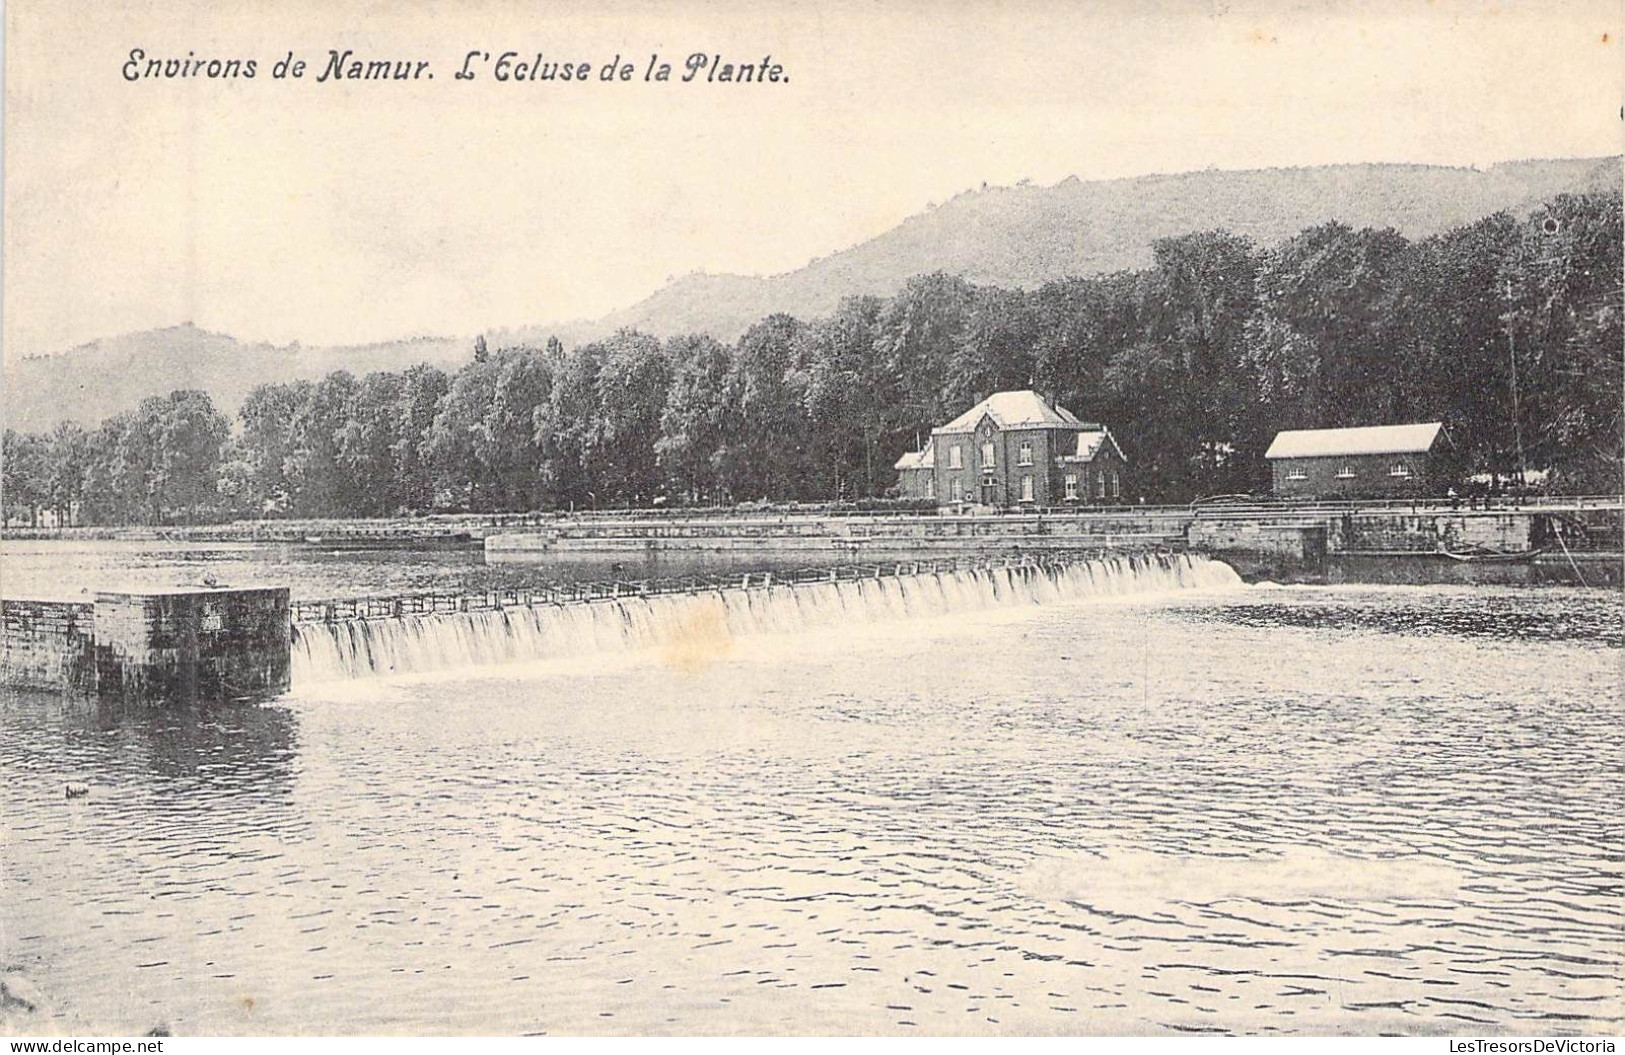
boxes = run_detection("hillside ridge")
[6,155,1619,431]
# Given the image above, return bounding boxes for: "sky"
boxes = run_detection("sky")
[3,0,1621,361]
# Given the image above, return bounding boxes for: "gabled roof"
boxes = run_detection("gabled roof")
[1265,422,1444,460]
[1067,426,1127,464]
[933,390,1084,435]
[893,438,935,472]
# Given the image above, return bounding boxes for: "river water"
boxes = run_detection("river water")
[1,543,1621,1035]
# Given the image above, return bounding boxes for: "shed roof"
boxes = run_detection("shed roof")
[934,390,1083,435]
[1265,422,1444,460]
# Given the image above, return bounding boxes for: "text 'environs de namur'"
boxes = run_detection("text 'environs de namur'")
[123,49,789,85]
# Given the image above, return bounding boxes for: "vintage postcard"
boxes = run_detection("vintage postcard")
[2,0,1622,1042]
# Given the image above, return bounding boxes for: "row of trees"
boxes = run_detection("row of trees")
[4,192,1619,525]
[5,390,230,527]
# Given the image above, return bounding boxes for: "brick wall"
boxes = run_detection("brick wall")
[1272,451,1434,498]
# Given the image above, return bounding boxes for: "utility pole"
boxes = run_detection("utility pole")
[1503,277,1527,490]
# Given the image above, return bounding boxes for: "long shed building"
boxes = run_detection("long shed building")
[1265,422,1450,498]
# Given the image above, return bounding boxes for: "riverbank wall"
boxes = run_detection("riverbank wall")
[1191,507,1620,586]
[483,504,1618,586]
[1,587,291,700]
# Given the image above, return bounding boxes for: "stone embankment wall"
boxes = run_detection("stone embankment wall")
[1185,521,1327,582]
[1186,521,1326,560]
[487,506,1617,584]
[1331,512,1532,553]
[1193,508,1619,585]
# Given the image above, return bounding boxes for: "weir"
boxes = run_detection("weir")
[291,552,1241,683]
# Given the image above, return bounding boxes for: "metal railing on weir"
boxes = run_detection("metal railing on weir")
[286,548,1167,624]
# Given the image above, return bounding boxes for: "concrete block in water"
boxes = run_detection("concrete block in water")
[91,587,292,701]
[1,586,291,701]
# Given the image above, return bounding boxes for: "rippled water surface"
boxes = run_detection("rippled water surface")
[3,575,1621,1035]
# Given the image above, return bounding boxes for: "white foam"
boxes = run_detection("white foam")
[289,554,1245,685]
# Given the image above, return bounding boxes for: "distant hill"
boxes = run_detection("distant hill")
[510,155,1622,348]
[2,326,469,433]
[6,156,1618,431]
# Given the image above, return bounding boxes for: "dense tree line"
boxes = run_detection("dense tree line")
[4,193,1619,525]
[5,390,230,526]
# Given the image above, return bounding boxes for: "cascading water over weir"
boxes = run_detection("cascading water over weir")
[290,553,1242,683]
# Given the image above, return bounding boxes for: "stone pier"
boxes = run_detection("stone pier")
[1,586,291,701]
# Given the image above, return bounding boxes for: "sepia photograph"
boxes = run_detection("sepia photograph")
[2,0,1622,1042]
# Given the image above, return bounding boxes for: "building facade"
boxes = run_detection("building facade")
[893,390,1128,508]
[1265,422,1450,498]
